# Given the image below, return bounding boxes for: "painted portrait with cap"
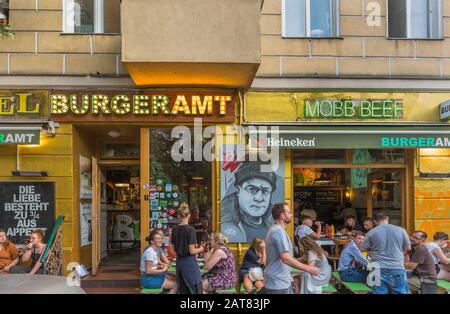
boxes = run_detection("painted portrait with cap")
[220,146,285,243]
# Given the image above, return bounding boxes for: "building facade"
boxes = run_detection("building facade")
[0,0,448,274]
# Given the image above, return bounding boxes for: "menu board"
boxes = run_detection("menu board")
[0,182,55,244]
[295,187,342,219]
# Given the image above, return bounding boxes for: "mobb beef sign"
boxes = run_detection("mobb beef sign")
[0,182,55,244]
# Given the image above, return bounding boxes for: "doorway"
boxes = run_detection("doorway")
[99,165,141,266]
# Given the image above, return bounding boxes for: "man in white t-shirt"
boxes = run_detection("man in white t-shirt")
[294,215,321,256]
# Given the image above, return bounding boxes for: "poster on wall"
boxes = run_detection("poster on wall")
[80,155,92,200]
[220,145,285,243]
[0,182,55,244]
[80,203,92,247]
[80,155,92,246]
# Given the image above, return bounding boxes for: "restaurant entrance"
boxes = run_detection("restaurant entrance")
[292,149,412,235]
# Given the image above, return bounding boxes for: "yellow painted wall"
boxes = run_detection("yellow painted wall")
[0,124,74,271]
[245,92,448,123]
[415,149,450,238]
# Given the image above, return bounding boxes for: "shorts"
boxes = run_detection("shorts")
[141,273,166,289]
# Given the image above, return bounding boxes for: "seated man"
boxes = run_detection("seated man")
[405,231,437,294]
[337,231,369,282]
[342,215,365,236]
[294,215,321,256]
[362,217,375,233]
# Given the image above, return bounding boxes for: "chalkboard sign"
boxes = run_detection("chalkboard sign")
[294,187,342,219]
[315,190,340,202]
[0,182,55,244]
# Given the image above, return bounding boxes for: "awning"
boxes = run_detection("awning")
[247,125,450,149]
[0,123,42,145]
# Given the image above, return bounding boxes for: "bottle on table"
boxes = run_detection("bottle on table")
[330,224,335,238]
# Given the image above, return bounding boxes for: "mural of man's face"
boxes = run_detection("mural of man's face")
[237,178,273,218]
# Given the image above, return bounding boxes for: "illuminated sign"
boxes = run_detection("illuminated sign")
[304,99,403,119]
[0,93,42,116]
[440,100,450,121]
[51,94,231,116]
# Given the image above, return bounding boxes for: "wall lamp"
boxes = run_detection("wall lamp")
[12,170,49,177]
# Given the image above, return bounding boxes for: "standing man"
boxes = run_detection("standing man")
[262,203,320,294]
[405,231,437,294]
[362,212,411,294]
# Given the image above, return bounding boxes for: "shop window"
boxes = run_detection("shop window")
[63,0,120,33]
[283,0,340,38]
[388,0,442,39]
[149,129,212,244]
[352,149,406,164]
[101,143,140,159]
[293,149,346,164]
[0,0,9,23]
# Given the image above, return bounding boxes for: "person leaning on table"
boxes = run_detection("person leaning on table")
[362,213,411,294]
[405,231,438,294]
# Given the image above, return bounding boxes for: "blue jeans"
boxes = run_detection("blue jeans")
[141,273,165,289]
[339,268,369,283]
[371,269,408,294]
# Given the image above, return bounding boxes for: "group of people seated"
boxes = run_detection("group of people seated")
[140,203,238,294]
[0,229,47,275]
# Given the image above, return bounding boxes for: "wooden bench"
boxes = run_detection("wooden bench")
[140,287,163,294]
[332,272,371,294]
[437,279,450,294]
[322,283,337,294]
[215,287,237,294]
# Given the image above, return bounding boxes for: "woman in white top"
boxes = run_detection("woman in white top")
[295,236,331,294]
[425,232,450,280]
[140,230,177,293]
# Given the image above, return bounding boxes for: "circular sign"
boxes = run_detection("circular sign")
[172,185,179,191]
[157,223,163,228]
[156,186,163,191]
[173,201,179,207]
[172,192,178,198]
[169,209,176,215]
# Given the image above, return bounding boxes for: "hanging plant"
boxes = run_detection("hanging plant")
[0,22,14,39]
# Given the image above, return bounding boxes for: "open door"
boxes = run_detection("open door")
[91,156,101,275]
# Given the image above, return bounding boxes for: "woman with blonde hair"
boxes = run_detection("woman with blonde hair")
[202,232,237,293]
[295,236,331,294]
[171,202,204,294]
[239,237,266,293]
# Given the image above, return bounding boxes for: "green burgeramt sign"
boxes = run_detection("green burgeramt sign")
[0,130,40,145]
[304,99,403,119]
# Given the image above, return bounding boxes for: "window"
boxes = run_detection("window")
[283,0,339,38]
[0,0,9,23]
[388,0,442,39]
[63,0,120,33]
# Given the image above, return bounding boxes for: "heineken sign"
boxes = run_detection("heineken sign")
[250,128,450,149]
[304,99,403,119]
[0,130,40,145]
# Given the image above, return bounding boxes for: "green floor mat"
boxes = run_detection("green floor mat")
[332,272,371,292]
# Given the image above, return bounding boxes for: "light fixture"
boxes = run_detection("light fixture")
[192,176,204,180]
[314,175,331,184]
[12,170,48,177]
[370,179,383,183]
[114,183,130,188]
[107,129,121,138]
[382,173,399,184]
